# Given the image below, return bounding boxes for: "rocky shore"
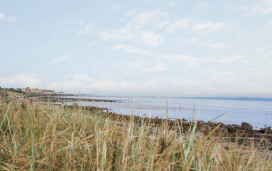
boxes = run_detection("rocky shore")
[26,94,272,149]
[29,94,120,103]
[62,104,272,149]
[37,95,272,136]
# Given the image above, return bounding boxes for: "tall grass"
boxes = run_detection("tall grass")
[0,97,271,170]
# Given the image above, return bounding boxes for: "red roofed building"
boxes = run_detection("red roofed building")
[22,88,31,93]
[31,88,40,93]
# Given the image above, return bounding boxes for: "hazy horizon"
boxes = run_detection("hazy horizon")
[1,0,272,97]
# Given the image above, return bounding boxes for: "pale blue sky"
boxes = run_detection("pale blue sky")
[1,0,272,97]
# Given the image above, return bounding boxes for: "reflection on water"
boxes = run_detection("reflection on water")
[60,96,272,128]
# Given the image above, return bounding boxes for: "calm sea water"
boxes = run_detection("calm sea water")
[61,95,272,129]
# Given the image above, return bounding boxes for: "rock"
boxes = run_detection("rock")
[259,127,272,134]
[232,124,239,128]
[259,129,265,133]
[241,122,253,131]
[182,118,188,122]
[225,124,236,133]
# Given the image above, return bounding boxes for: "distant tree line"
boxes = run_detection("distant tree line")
[0,87,23,93]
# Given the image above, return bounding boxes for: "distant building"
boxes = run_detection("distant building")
[41,89,55,95]
[22,88,31,93]
[22,88,56,94]
[31,88,40,93]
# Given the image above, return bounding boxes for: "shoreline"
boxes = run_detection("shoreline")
[12,92,272,141]
[8,92,272,145]
[35,95,272,129]
[60,104,272,147]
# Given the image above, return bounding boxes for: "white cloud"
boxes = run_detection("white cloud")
[165,18,231,34]
[0,74,41,87]
[100,27,164,47]
[189,38,226,49]
[78,24,92,35]
[143,63,167,72]
[47,70,272,97]
[100,27,136,42]
[69,76,269,96]
[161,54,199,63]
[216,55,244,63]
[112,44,199,63]
[166,18,193,33]
[50,56,71,64]
[0,12,5,19]
[99,10,169,47]
[127,10,169,29]
[48,74,136,94]
[266,51,272,56]
[256,48,266,52]
[48,74,207,96]
[0,12,16,21]
[99,10,231,46]
[210,71,236,80]
[255,48,272,56]
[112,44,149,55]
[245,0,272,15]
[193,21,230,33]
[140,31,164,47]
[114,60,167,73]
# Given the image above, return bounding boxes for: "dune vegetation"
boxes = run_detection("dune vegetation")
[0,92,272,170]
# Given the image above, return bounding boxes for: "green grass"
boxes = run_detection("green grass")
[0,97,271,170]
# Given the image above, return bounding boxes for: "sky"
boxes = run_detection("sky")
[0,0,272,97]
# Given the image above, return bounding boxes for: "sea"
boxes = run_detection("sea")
[61,95,272,129]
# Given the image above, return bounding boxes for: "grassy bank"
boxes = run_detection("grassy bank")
[0,96,272,170]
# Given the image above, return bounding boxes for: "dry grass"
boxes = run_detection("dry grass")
[0,96,271,170]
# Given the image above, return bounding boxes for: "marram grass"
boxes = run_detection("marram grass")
[0,97,271,170]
